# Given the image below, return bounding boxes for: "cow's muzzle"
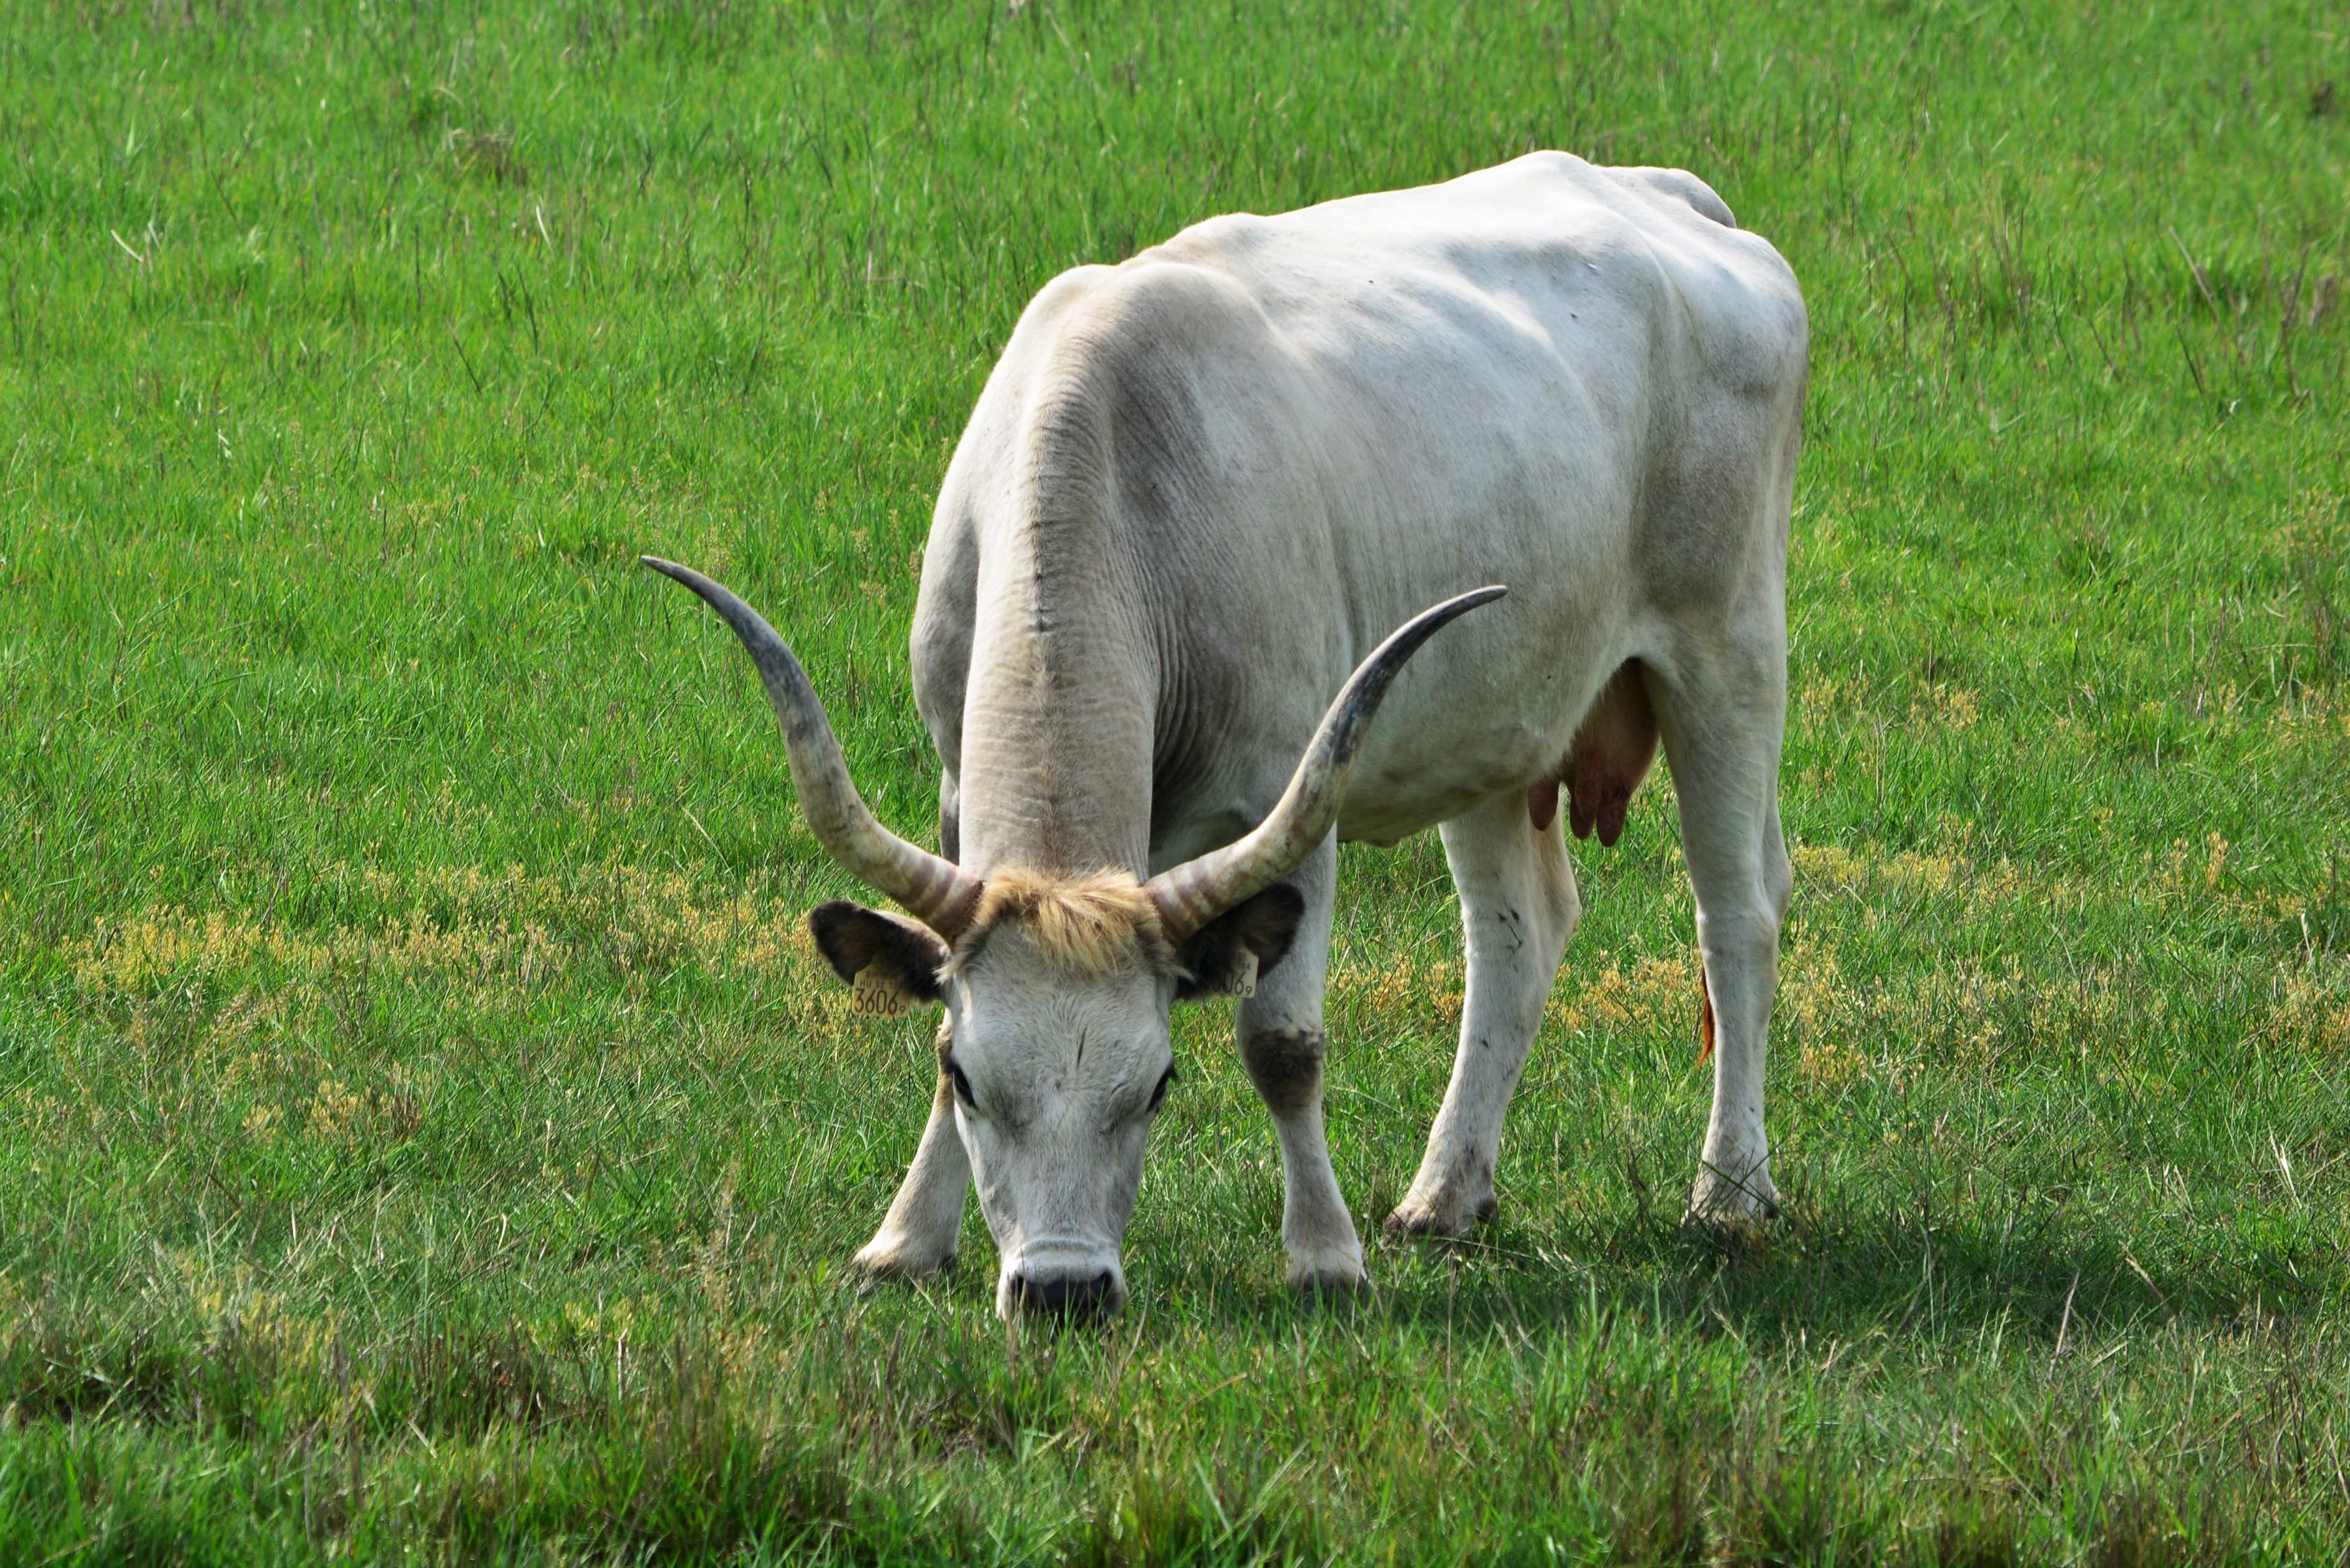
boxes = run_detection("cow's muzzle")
[999,1242,1127,1319]
[1007,1268,1119,1317]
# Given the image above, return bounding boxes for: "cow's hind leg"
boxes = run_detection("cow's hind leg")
[852,1028,971,1280]
[1235,839,1366,1289]
[1387,787,1581,1236]
[1647,652,1794,1224]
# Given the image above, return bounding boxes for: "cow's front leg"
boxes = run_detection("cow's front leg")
[1233,839,1364,1289]
[852,1062,971,1280]
[1389,786,1581,1236]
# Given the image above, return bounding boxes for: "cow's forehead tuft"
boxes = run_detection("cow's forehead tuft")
[949,866,1173,977]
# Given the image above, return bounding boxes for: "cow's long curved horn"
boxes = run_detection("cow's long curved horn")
[641,558,983,936]
[1146,586,1507,944]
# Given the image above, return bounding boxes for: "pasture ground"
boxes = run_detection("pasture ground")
[4,0,2349,1560]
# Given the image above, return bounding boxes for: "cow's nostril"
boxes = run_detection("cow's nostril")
[1010,1269,1112,1317]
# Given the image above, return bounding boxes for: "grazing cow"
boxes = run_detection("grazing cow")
[646,151,1807,1317]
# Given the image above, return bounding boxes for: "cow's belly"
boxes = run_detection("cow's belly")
[1329,596,1640,846]
[1143,491,1663,861]
[1306,376,1662,844]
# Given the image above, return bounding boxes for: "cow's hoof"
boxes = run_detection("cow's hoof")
[1382,1190,1497,1239]
[850,1237,955,1284]
[1682,1165,1780,1229]
[1285,1246,1367,1292]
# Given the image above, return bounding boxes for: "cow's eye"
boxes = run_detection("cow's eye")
[1147,1063,1178,1113]
[946,1057,976,1108]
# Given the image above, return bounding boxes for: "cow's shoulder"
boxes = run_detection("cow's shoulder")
[991,250,1273,397]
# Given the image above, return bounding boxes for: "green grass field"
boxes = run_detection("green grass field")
[4,0,2349,1559]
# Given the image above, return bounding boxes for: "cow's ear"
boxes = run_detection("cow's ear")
[1173,883,1306,1002]
[809,901,951,1016]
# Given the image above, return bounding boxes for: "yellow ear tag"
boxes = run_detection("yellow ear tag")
[852,972,914,1017]
[1230,949,1260,999]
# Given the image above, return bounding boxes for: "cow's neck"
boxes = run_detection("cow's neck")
[953,501,1158,881]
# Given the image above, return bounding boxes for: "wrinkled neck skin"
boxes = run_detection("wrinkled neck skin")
[944,923,1175,1314]
[951,393,1161,884]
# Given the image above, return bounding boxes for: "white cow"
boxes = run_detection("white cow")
[647,151,1807,1316]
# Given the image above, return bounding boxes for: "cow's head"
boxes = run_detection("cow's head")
[641,556,1498,1317]
[806,868,1306,1316]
